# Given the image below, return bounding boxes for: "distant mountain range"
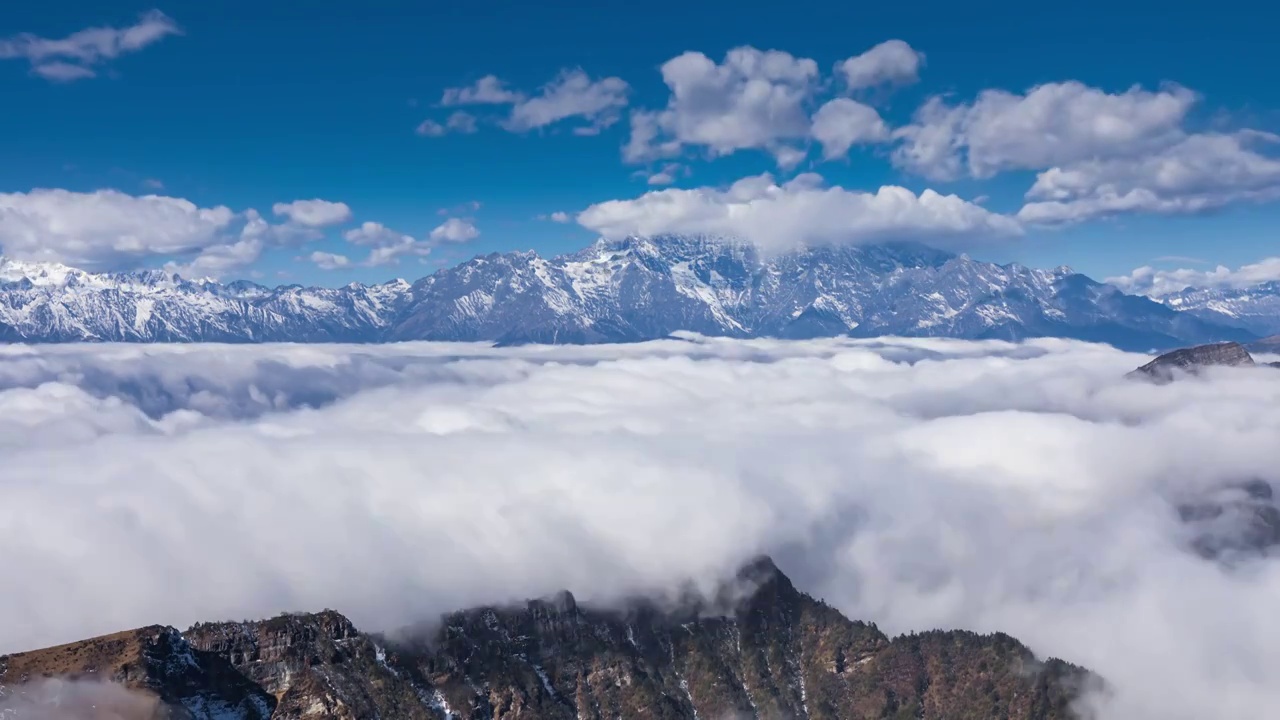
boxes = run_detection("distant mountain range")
[0,235,1267,350]
[0,557,1092,720]
[1159,282,1280,338]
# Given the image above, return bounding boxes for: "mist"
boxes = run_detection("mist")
[2,336,1278,719]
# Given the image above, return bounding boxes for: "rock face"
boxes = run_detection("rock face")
[0,558,1095,719]
[0,237,1255,350]
[1128,341,1257,382]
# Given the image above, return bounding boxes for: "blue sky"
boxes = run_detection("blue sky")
[1,0,1277,289]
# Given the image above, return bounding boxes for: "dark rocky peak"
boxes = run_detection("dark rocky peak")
[1128,341,1256,382]
[183,609,433,720]
[0,625,273,719]
[1176,479,1280,561]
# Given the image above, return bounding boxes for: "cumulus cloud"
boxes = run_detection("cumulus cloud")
[310,250,351,270]
[837,39,924,90]
[0,10,180,82]
[1019,131,1280,224]
[0,188,237,269]
[431,70,629,135]
[503,70,630,134]
[2,337,1280,720]
[0,190,358,278]
[416,111,478,137]
[441,74,523,106]
[645,162,686,186]
[893,82,1197,180]
[810,98,890,159]
[428,217,479,243]
[624,47,819,166]
[337,221,437,267]
[1107,255,1280,297]
[160,208,276,279]
[271,199,353,228]
[576,172,1021,250]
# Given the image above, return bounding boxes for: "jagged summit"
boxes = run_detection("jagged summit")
[0,237,1256,349]
[1,557,1095,719]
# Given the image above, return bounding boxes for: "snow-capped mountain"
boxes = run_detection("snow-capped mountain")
[0,236,1258,350]
[1157,282,1280,338]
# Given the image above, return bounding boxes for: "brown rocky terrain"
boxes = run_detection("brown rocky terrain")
[1128,341,1257,382]
[0,558,1096,720]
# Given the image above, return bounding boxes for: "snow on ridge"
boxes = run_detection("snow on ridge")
[0,239,1256,348]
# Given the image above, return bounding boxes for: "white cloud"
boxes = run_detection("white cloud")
[624,47,819,166]
[504,70,629,134]
[2,337,1280,720]
[577,172,1021,251]
[336,221,435,267]
[1107,256,1280,297]
[441,74,522,105]
[0,10,180,82]
[433,70,629,135]
[547,211,571,223]
[810,98,890,159]
[270,199,353,228]
[309,251,351,271]
[646,163,686,186]
[31,61,97,82]
[0,188,237,270]
[894,82,1198,180]
[416,111,478,137]
[320,218,476,268]
[161,209,272,280]
[428,218,479,243]
[837,39,924,90]
[1019,131,1280,224]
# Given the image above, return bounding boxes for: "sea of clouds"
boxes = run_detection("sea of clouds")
[2,335,1279,719]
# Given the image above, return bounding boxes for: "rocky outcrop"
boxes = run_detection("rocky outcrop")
[184,611,433,720]
[1128,341,1257,382]
[0,558,1097,719]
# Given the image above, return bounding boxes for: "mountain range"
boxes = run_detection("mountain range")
[0,557,1094,720]
[1159,282,1280,338]
[0,235,1269,351]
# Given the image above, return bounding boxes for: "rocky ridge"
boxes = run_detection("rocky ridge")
[0,558,1095,719]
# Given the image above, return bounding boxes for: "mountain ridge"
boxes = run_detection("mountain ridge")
[0,236,1258,351]
[1159,281,1280,337]
[0,557,1096,720]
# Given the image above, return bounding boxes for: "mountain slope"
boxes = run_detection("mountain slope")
[0,237,1257,350]
[1,558,1095,720]
[1159,281,1280,337]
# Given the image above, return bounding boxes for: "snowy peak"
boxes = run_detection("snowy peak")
[0,256,93,287]
[0,238,1258,349]
[1155,281,1280,337]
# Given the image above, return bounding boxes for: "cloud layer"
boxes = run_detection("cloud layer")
[1,337,1279,719]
